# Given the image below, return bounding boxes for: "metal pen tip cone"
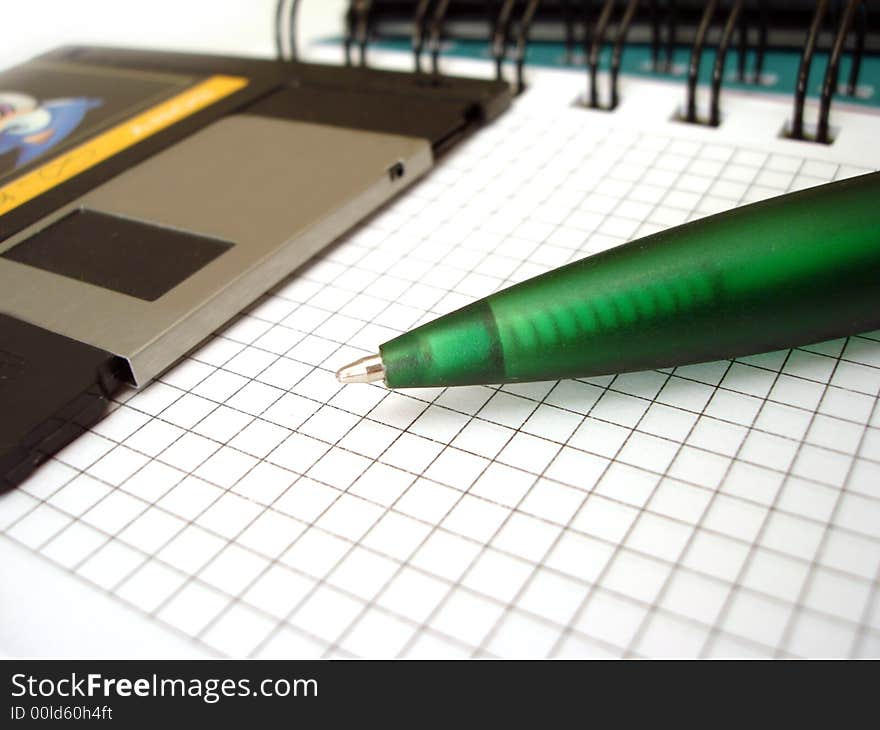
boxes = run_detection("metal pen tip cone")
[335,354,385,384]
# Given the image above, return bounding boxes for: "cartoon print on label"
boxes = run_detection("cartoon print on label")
[0,91,102,170]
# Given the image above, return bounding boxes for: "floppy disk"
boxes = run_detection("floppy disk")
[0,46,511,490]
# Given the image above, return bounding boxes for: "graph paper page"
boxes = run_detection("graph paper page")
[2,55,879,658]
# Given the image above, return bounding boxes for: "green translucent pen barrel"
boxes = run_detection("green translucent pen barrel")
[380,172,880,388]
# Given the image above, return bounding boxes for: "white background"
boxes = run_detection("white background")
[1,0,347,70]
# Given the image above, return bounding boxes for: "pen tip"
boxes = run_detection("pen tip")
[335,354,385,384]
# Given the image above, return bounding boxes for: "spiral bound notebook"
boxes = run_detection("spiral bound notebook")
[2,11,880,657]
[345,0,879,130]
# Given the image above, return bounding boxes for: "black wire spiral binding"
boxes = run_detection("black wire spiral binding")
[734,0,766,85]
[665,0,678,73]
[609,0,639,108]
[430,0,453,75]
[514,0,542,93]
[489,0,543,92]
[736,4,747,82]
[846,0,867,96]
[584,0,639,110]
[356,0,375,66]
[788,0,866,143]
[562,0,576,64]
[275,0,287,59]
[342,0,374,66]
[343,1,356,65]
[289,0,303,60]
[412,0,435,71]
[816,0,861,143]
[286,0,873,140]
[684,0,717,123]
[790,0,828,140]
[274,0,302,61]
[709,0,743,126]
[492,0,518,80]
[579,1,593,69]
[650,0,661,70]
[587,0,616,108]
[648,0,678,73]
[754,0,769,83]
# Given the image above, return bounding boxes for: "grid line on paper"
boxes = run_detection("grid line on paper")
[8,334,880,556]
[645,346,796,658]
[8,415,874,655]
[370,127,668,659]
[110,337,880,486]
[853,506,880,658]
[2,65,880,658]
[148,215,424,628]
[546,136,748,657]
[10,362,879,602]
[775,390,880,657]
[233,297,880,418]
[235,121,550,656]
[472,133,710,658]
[249,115,617,658]
[318,381,551,658]
[618,151,804,657]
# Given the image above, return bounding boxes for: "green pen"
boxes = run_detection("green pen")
[335,171,880,389]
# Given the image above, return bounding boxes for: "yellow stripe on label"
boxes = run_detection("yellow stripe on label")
[0,74,248,218]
